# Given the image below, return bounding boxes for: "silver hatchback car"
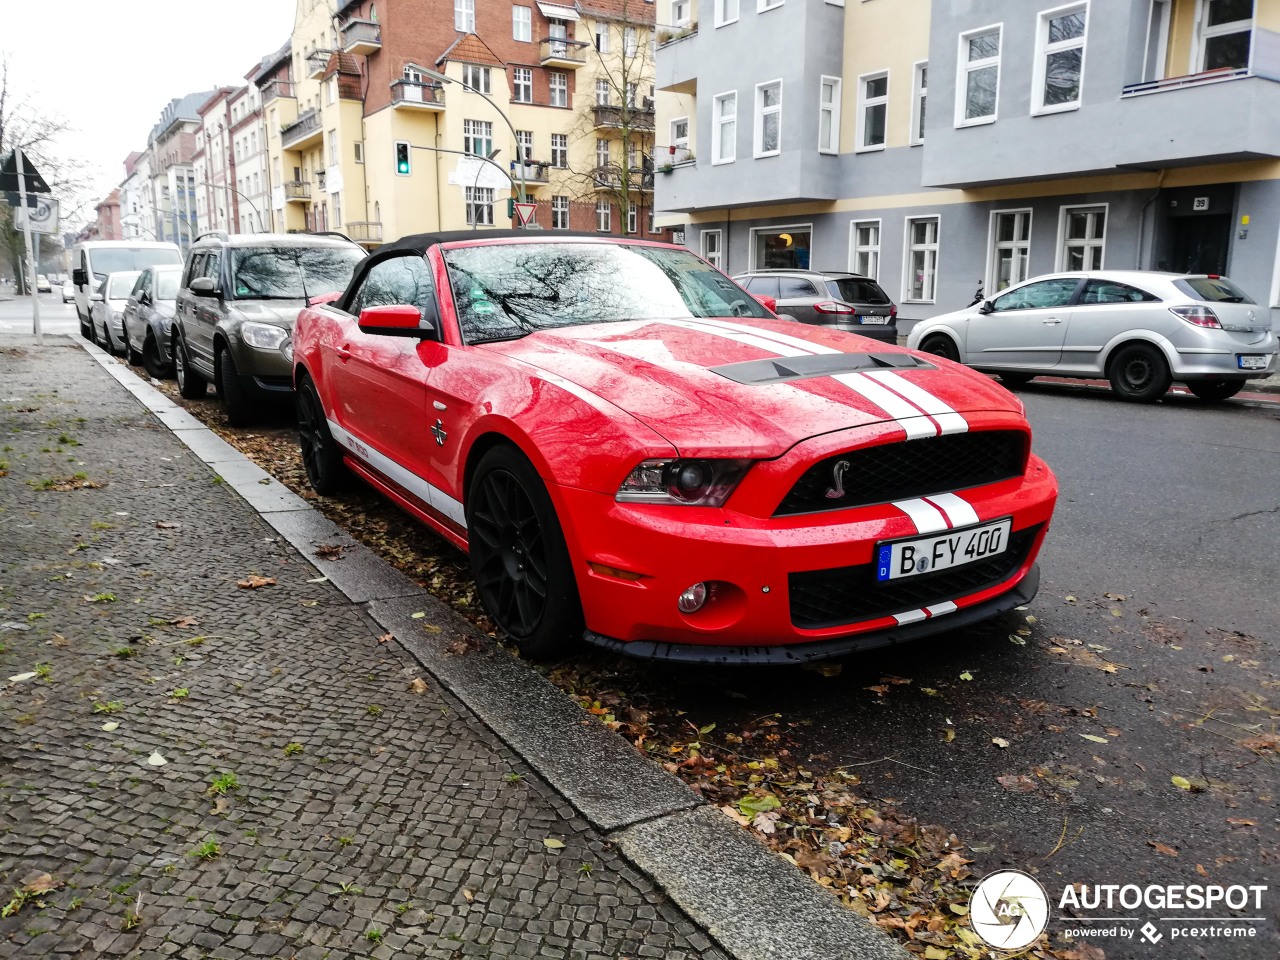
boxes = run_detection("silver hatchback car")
[908,270,1278,402]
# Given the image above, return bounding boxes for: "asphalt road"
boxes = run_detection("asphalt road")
[0,290,81,336]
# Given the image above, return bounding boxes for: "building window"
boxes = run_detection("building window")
[513,67,533,102]
[462,64,491,94]
[596,199,612,232]
[596,138,611,170]
[626,82,639,107]
[1143,0,1171,82]
[455,0,475,32]
[551,133,568,168]
[905,216,939,302]
[466,186,493,225]
[818,76,841,154]
[332,191,341,229]
[671,117,689,149]
[753,225,811,269]
[754,79,781,157]
[856,72,887,151]
[354,141,364,163]
[759,0,784,10]
[549,72,568,107]
[672,0,691,24]
[701,229,723,269]
[958,25,1001,124]
[716,0,740,27]
[910,61,928,144]
[552,195,570,229]
[713,92,737,163]
[513,5,531,41]
[464,119,493,157]
[596,78,612,105]
[328,130,338,166]
[627,202,638,234]
[1199,0,1252,71]
[1059,204,1105,270]
[595,22,610,51]
[1034,3,1087,112]
[516,130,534,161]
[624,27,638,56]
[989,209,1032,293]
[850,220,880,279]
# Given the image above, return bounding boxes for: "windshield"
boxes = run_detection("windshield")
[91,247,181,280]
[156,270,181,301]
[230,246,365,300]
[829,278,892,305]
[443,242,772,344]
[1173,276,1256,304]
[107,272,142,299]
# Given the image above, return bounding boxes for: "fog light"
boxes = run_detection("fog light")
[677,582,707,613]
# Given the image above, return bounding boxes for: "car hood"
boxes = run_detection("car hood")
[229,300,305,327]
[484,317,1023,457]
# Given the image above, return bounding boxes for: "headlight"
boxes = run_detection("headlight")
[282,339,294,363]
[616,458,752,507]
[240,321,289,349]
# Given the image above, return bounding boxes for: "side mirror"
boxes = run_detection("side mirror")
[358,304,435,339]
[89,291,104,302]
[978,299,995,315]
[189,276,218,298]
[73,269,87,286]
[753,294,778,313]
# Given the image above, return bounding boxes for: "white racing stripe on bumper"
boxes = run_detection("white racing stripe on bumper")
[863,370,968,435]
[923,493,980,528]
[328,419,467,527]
[893,609,928,626]
[924,600,958,618]
[891,497,950,534]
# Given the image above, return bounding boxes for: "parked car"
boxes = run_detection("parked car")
[120,265,183,378]
[733,269,898,342]
[70,240,183,337]
[293,231,1058,662]
[88,271,143,355]
[172,232,366,425]
[908,270,1279,402]
[36,274,52,293]
[61,279,76,303]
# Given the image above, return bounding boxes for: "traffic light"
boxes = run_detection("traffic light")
[395,141,411,176]
[506,197,515,219]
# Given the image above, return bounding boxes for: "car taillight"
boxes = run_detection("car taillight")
[889,305,898,319]
[813,301,855,315]
[1170,305,1222,329]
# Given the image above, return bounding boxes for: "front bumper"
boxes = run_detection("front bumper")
[229,340,295,400]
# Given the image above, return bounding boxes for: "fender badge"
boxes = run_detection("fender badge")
[431,420,447,446]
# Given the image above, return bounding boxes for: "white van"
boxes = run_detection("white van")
[71,241,183,335]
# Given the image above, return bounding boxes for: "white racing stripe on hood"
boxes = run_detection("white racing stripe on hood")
[862,370,968,435]
[833,373,938,440]
[691,317,842,355]
[658,318,814,357]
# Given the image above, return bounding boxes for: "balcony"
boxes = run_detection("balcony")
[539,37,588,69]
[593,102,655,132]
[306,51,332,79]
[283,180,311,203]
[391,80,445,111]
[654,23,698,94]
[510,161,550,185]
[341,19,381,56]
[281,109,323,150]
[656,145,694,169]
[260,79,296,103]
[345,221,383,245]
[591,167,621,191]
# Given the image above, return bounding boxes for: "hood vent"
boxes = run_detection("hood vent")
[711,352,934,385]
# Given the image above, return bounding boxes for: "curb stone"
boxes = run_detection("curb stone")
[72,332,910,960]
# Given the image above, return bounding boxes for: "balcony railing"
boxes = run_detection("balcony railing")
[1121,66,1250,97]
[283,180,311,202]
[306,51,332,79]
[341,19,381,55]
[592,102,655,131]
[391,79,446,110]
[539,37,589,68]
[656,145,694,168]
[260,79,296,102]
[281,109,323,149]
[510,161,550,184]
[345,221,383,244]
[656,21,698,46]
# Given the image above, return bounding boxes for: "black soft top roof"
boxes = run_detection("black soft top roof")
[377,229,602,256]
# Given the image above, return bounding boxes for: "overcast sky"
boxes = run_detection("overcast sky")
[4,0,295,226]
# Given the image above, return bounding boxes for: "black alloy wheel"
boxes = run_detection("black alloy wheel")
[467,447,581,660]
[217,347,254,427]
[920,334,960,363]
[124,322,143,366]
[296,377,348,495]
[142,335,171,379]
[174,332,207,399]
[1108,343,1172,403]
[1186,379,1244,402]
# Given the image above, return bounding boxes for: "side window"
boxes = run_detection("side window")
[1079,280,1158,304]
[779,277,819,298]
[183,254,205,288]
[130,274,146,299]
[991,278,1078,312]
[744,276,779,298]
[203,252,222,288]
[350,255,436,327]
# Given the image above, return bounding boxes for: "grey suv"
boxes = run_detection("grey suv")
[173,232,366,425]
[733,269,898,343]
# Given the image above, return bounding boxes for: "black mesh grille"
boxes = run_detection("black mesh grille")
[775,430,1027,517]
[788,525,1040,629]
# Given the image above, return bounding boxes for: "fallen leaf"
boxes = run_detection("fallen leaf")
[1110,608,1123,618]
[1148,840,1179,857]
[865,685,890,696]
[411,611,426,619]
[172,616,198,629]
[155,521,181,529]
[1104,592,1127,601]
[1171,775,1193,792]
[1241,733,1278,753]
[462,888,474,903]
[719,804,750,826]
[1064,595,1078,603]
[236,575,277,590]
[992,737,1010,749]
[737,793,782,816]
[1080,734,1109,744]
[1196,863,1209,878]
[101,721,120,732]
[8,672,37,683]
[921,687,940,697]
[1058,945,1106,960]
[377,633,393,644]
[1008,634,1027,646]
[924,947,949,959]
[997,774,1037,793]
[314,543,348,561]
[408,678,429,694]
[305,576,328,584]
[943,728,956,743]
[212,796,230,815]
[1225,818,1257,828]
[542,838,565,850]
[147,751,168,766]
[959,671,973,681]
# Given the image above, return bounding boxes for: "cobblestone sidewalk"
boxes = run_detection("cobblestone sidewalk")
[0,342,727,960]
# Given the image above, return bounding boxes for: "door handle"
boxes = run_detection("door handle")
[336,345,352,361]
[1042,318,1063,324]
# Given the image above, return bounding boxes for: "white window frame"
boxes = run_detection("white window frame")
[465,185,493,225]
[552,195,570,229]
[910,60,928,145]
[753,79,782,158]
[627,202,639,234]
[551,133,569,167]
[903,215,941,303]
[595,22,610,51]
[855,70,888,152]
[1194,0,1254,72]
[549,72,568,107]
[716,0,740,27]
[818,76,841,154]
[596,78,612,105]
[462,64,491,95]
[701,229,724,269]
[712,91,737,164]
[986,208,1033,294]
[624,26,638,57]
[849,219,881,280]
[516,129,534,161]
[672,0,691,25]
[956,23,1002,127]
[1056,203,1107,271]
[463,118,494,157]
[513,5,532,41]
[596,199,612,232]
[748,222,814,271]
[671,116,690,149]
[758,0,784,10]
[455,0,476,32]
[1142,0,1171,82]
[513,66,533,103]
[1032,2,1088,115]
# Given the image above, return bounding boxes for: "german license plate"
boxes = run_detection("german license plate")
[876,518,1012,582]
[860,315,889,324]
[1238,355,1268,370]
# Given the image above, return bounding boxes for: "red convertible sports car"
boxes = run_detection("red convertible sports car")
[293,231,1058,663]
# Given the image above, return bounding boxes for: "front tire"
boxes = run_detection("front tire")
[217,347,254,427]
[920,334,960,363]
[124,323,143,366]
[1186,379,1244,402]
[296,376,349,495]
[467,446,582,660]
[1108,343,1171,403]
[174,332,207,399]
[142,335,171,379]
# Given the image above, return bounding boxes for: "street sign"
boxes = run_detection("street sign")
[13,197,60,234]
[0,149,51,195]
[513,201,538,227]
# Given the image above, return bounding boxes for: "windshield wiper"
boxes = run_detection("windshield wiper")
[468,332,531,345]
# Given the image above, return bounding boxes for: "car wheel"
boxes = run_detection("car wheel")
[101,321,119,357]
[467,446,582,660]
[1186,379,1244,402]
[998,373,1035,388]
[143,335,170,379]
[296,376,349,495]
[217,347,254,427]
[920,334,960,363]
[124,325,143,366]
[1108,343,1171,403]
[174,332,207,399]
[79,314,92,339]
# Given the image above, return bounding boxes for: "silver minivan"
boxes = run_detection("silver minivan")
[907,270,1277,402]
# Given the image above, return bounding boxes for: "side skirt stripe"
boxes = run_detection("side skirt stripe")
[329,419,467,528]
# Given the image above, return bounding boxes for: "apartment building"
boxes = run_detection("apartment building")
[254,0,666,244]
[193,87,240,235]
[119,152,155,241]
[228,83,270,234]
[145,92,214,251]
[655,0,1280,328]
